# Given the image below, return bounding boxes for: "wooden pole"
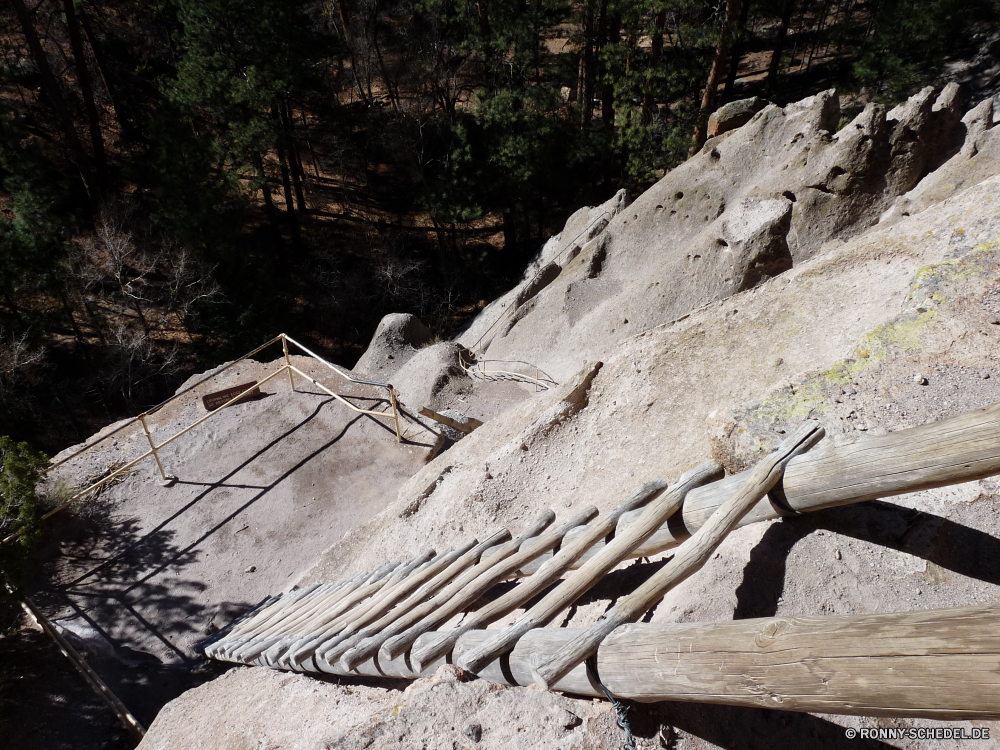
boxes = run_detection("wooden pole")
[373,506,600,667]
[206,582,330,658]
[597,604,1000,719]
[282,335,296,392]
[513,403,1000,570]
[211,580,355,660]
[412,479,670,672]
[21,597,146,742]
[330,510,558,671]
[231,561,402,662]
[313,530,513,668]
[286,364,400,420]
[418,407,479,434]
[389,386,402,443]
[634,401,1000,558]
[532,421,823,689]
[138,413,174,484]
[210,605,1000,719]
[265,550,442,667]
[457,463,722,675]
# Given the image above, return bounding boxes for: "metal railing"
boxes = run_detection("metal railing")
[6,334,402,542]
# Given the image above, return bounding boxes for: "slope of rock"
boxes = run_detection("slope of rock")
[35,355,439,725]
[60,87,1000,749]
[465,85,988,384]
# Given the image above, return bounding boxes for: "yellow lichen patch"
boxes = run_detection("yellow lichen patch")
[744,307,940,428]
[907,240,1000,303]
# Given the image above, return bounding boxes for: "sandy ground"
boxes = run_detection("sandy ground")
[28,354,438,726]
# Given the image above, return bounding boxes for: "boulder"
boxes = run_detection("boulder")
[353,312,433,381]
[706,96,767,138]
[390,341,467,411]
[719,197,794,292]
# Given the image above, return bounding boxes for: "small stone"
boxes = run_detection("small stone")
[913,375,928,385]
[990,317,1000,325]
[244,565,256,573]
[834,549,842,560]
[552,708,581,730]
[563,500,572,508]
[982,372,991,379]
[771,356,783,367]
[464,724,483,743]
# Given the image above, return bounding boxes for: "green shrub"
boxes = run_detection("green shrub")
[0,436,46,632]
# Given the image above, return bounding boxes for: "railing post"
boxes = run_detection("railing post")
[388,386,402,443]
[139,414,175,486]
[282,334,296,392]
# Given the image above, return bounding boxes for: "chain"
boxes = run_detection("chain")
[586,658,637,750]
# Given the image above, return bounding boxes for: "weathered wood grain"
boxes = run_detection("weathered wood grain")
[458,463,722,675]
[320,511,556,669]
[232,559,404,661]
[215,579,355,660]
[418,407,483,433]
[371,506,599,667]
[410,479,669,671]
[598,604,1000,718]
[532,421,824,689]
[642,403,1000,556]
[269,548,450,666]
[302,532,509,665]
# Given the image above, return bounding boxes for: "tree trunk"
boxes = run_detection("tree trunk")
[299,109,322,178]
[691,0,745,153]
[252,152,275,213]
[582,0,596,126]
[502,210,517,253]
[765,0,796,98]
[722,0,753,103]
[9,0,93,194]
[272,107,300,246]
[476,0,491,39]
[601,4,619,128]
[641,9,667,124]
[281,103,307,213]
[63,0,107,179]
[77,3,128,137]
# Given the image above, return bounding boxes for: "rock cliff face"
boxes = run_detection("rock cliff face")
[459,84,988,384]
[129,86,1000,749]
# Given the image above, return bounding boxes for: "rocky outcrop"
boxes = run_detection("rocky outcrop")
[458,86,988,384]
[391,341,467,410]
[353,312,433,381]
[136,87,1000,750]
[707,96,767,138]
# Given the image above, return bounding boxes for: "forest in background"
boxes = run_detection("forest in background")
[1,0,999,455]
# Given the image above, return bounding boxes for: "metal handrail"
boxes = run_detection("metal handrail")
[6,334,403,542]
